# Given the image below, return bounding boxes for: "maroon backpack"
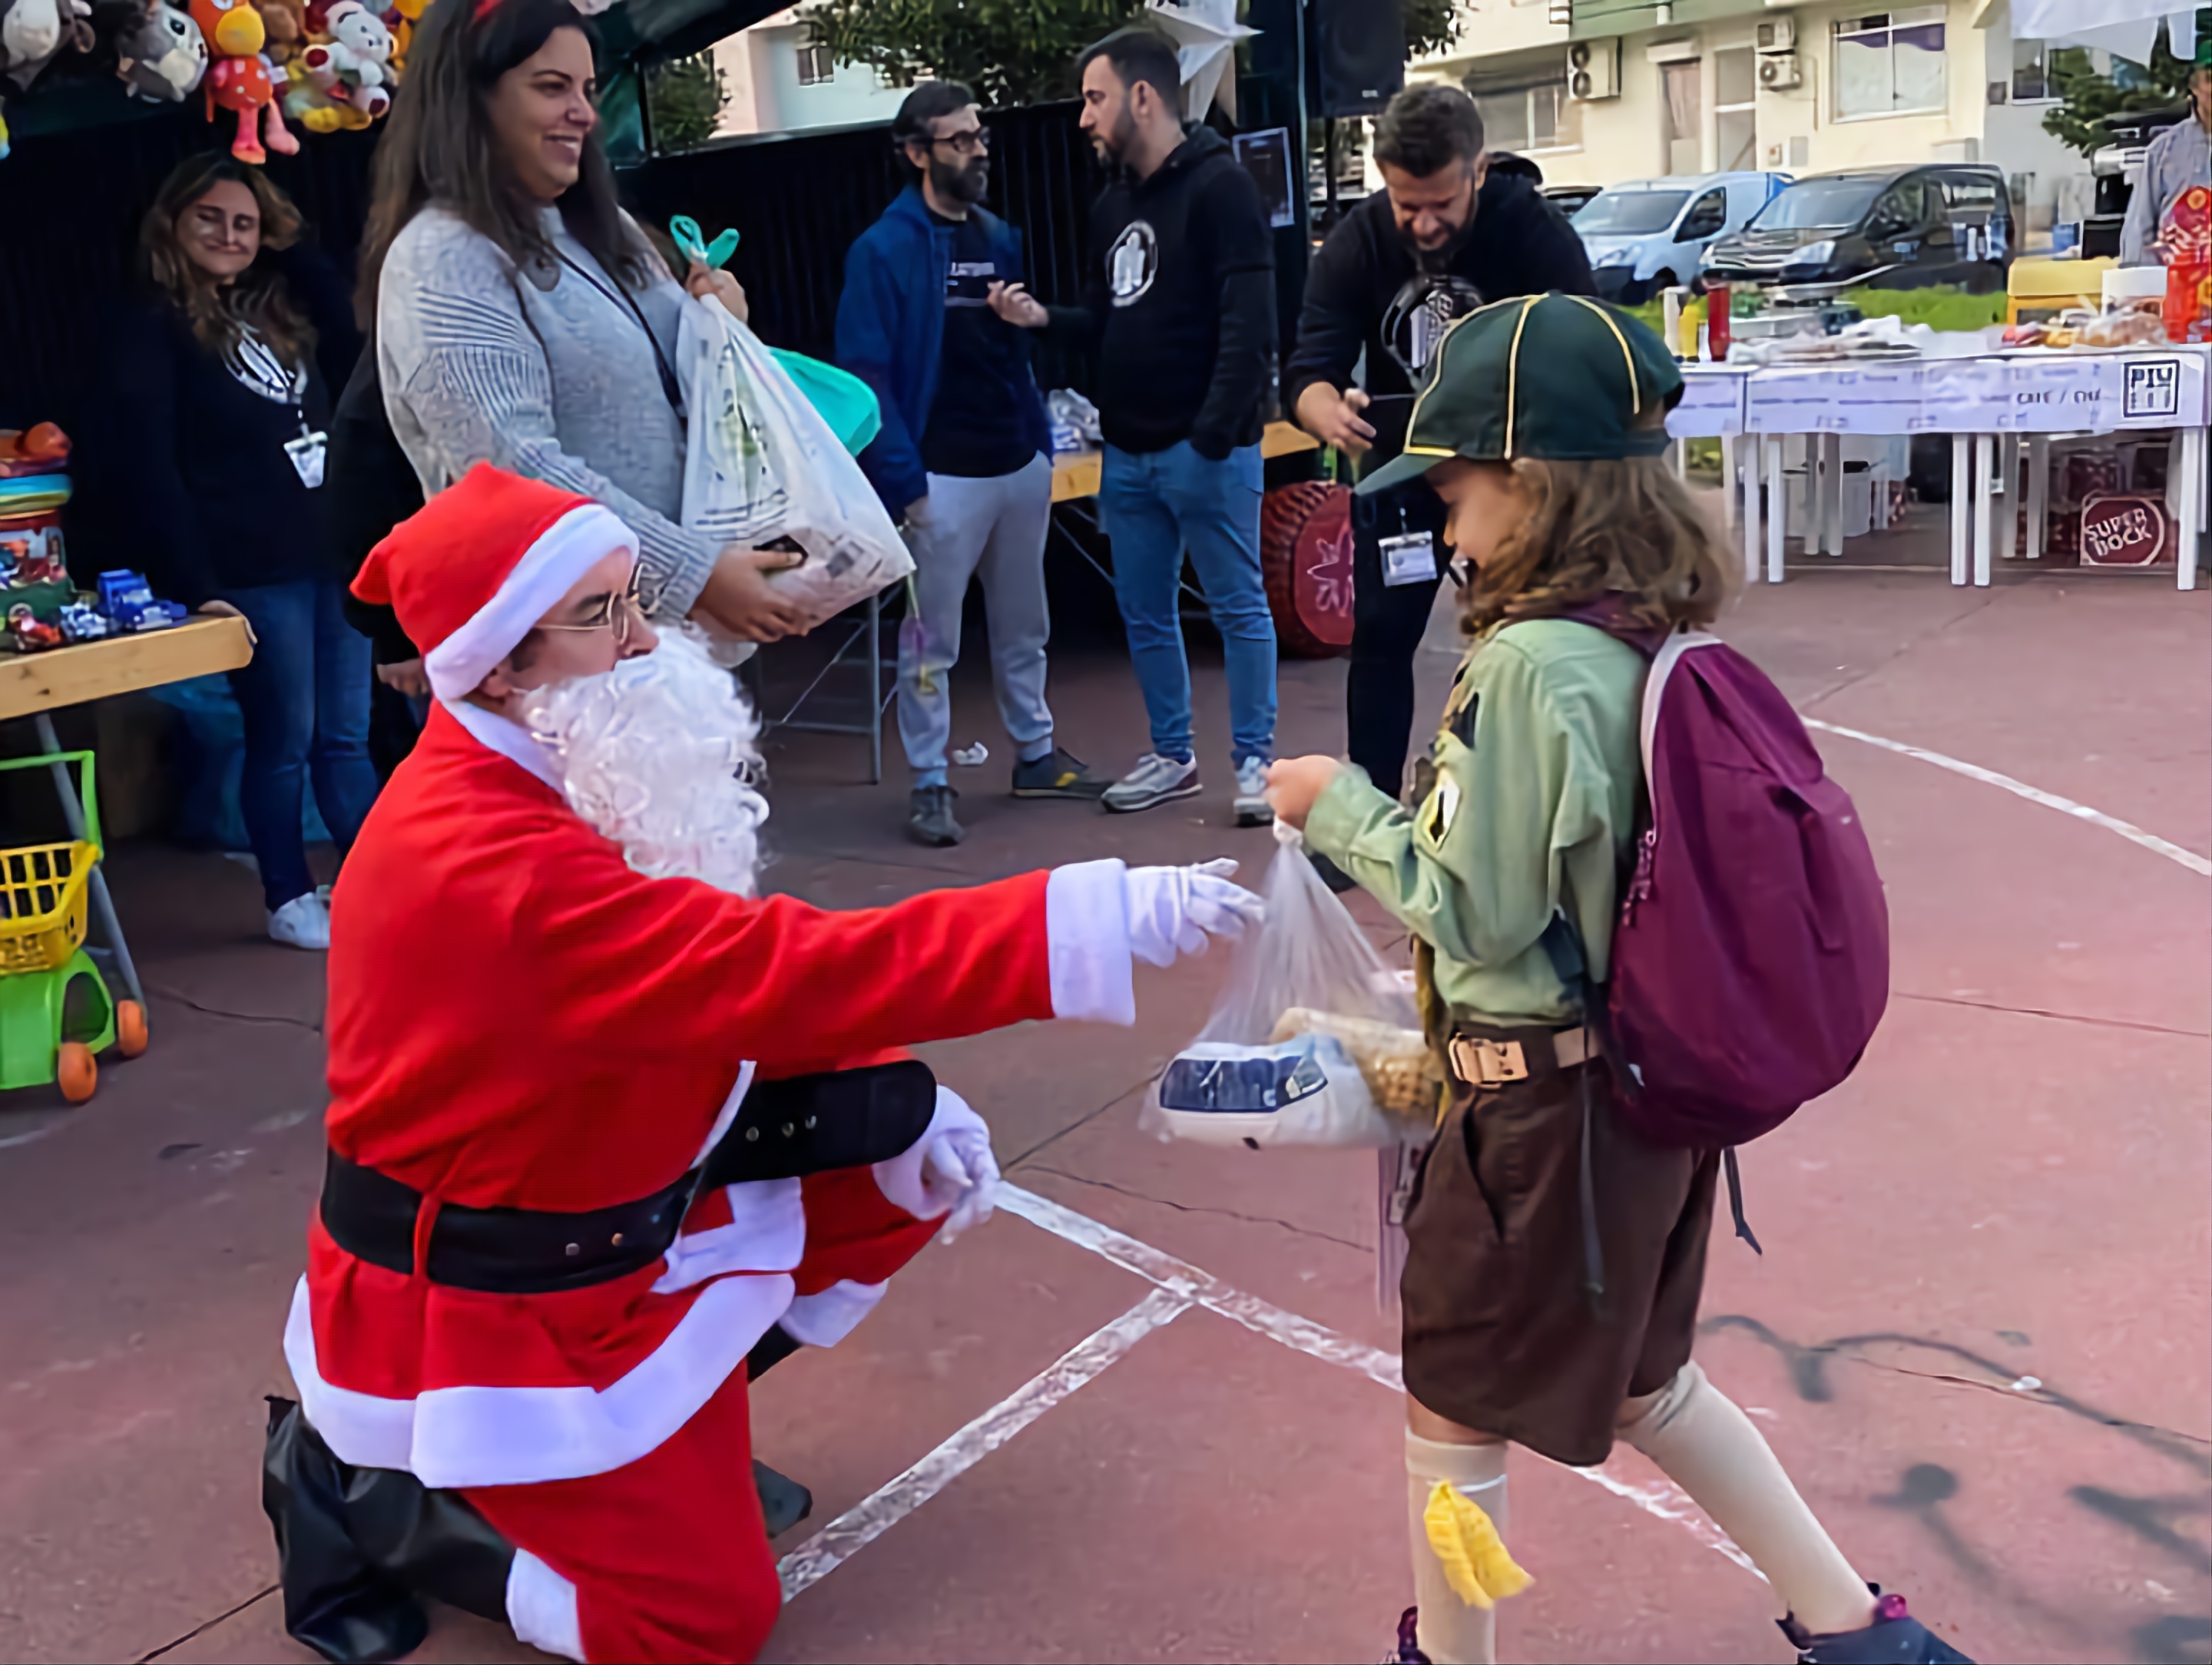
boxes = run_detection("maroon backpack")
[1536,609,1889,1157]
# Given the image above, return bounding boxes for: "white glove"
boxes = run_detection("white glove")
[919,1127,1000,1243]
[1122,859,1265,968]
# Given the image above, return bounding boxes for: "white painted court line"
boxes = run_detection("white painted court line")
[777,1284,1191,1599]
[997,1183,1760,1578]
[1804,717,2212,878]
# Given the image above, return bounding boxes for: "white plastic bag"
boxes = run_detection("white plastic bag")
[1144,824,1427,1148]
[674,296,912,631]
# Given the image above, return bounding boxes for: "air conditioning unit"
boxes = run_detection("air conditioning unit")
[1755,15,1796,51]
[1758,51,1803,90]
[1568,38,1620,101]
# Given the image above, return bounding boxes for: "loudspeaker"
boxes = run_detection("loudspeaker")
[1310,0,1405,118]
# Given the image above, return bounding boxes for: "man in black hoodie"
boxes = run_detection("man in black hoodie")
[994,26,1279,826]
[1285,86,1594,829]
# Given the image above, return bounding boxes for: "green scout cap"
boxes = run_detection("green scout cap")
[1357,292,1685,496]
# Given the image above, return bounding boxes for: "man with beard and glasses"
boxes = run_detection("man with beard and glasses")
[1284,86,1592,885]
[992,26,1279,827]
[261,465,1259,1665]
[837,80,1103,851]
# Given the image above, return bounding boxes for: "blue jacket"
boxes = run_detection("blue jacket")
[834,186,1052,512]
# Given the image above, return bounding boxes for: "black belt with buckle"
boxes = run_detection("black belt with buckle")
[320,1061,940,1295]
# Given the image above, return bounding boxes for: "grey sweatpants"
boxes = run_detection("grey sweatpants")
[896,454,1056,786]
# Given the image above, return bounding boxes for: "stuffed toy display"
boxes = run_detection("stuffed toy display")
[115,1,208,102]
[1,0,95,157]
[189,0,297,161]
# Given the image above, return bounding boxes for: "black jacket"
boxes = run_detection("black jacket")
[1284,174,1594,463]
[1048,127,1276,458]
[101,250,359,609]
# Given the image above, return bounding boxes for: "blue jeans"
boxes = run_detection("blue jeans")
[1098,440,1277,766]
[224,579,379,911]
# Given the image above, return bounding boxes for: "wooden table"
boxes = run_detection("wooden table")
[1049,419,1322,503]
[0,615,255,1006]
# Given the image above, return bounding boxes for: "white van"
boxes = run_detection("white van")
[1576,171,1793,303]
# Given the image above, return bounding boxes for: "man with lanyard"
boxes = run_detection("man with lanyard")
[1285,85,1593,880]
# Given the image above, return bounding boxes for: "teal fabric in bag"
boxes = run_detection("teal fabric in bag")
[767,349,882,458]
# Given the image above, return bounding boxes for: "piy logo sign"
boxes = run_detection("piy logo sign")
[2121,359,2181,421]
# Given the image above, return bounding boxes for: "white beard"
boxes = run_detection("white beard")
[521,628,771,897]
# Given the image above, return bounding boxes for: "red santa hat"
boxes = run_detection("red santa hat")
[353,464,639,703]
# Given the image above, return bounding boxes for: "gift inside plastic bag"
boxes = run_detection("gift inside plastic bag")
[1144,823,1437,1147]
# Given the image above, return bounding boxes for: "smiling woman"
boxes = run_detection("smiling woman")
[359,0,806,654]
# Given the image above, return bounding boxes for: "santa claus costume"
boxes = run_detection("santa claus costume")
[267,465,1255,1663]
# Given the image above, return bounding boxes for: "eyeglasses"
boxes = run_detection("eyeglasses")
[929,126,991,157]
[538,567,644,646]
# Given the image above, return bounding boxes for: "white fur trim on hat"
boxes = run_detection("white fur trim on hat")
[423,504,640,702]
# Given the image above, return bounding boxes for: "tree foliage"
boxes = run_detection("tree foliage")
[806,0,1150,106]
[648,50,727,153]
[1403,0,1462,61]
[2041,30,2194,157]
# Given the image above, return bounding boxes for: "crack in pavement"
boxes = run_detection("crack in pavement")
[1000,1075,1154,1171]
[145,985,323,1034]
[1794,588,2001,718]
[1848,1356,2212,1449]
[1892,989,2212,1038]
[137,1583,276,1663]
[1020,1164,1370,1253]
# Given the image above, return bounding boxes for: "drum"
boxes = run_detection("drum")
[1260,482,1355,660]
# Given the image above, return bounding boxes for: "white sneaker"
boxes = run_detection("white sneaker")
[1102,752,1201,815]
[268,892,331,951]
[1233,757,1275,827]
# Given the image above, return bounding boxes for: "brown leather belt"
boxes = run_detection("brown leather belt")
[1447,1026,1594,1087]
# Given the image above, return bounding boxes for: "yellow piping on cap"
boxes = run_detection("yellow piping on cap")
[1402,293,1527,461]
[1502,295,1540,458]
[1563,293,1644,415]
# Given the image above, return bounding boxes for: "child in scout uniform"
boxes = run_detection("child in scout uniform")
[1265,296,1969,1665]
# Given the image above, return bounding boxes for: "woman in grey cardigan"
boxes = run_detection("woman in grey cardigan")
[359,0,803,653]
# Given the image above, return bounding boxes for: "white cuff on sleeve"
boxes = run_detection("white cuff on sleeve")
[1045,859,1134,1025]
[874,1086,989,1218]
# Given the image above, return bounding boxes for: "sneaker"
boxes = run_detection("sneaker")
[1780,1591,1972,1664]
[267,892,330,952]
[1386,1607,1430,1665]
[1233,757,1275,827]
[908,785,965,847]
[1011,746,1108,799]
[1102,752,1200,815]
[752,1460,813,1538]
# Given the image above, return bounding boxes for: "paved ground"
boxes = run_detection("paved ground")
[1,518,2206,1665]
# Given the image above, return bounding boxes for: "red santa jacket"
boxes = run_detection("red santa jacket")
[288,702,1133,1488]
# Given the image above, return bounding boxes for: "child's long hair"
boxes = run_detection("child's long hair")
[141,153,315,370]
[1461,433,1734,636]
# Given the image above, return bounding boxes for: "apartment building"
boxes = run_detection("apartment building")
[1409,0,2091,236]
[710,5,904,138]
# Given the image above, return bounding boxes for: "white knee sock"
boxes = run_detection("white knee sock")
[1405,1431,1508,1665]
[1616,1363,1875,1636]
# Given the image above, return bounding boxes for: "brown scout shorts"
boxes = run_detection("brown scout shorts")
[1399,1021,1720,1468]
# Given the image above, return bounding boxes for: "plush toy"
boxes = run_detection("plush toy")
[2,0,94,90]
[379,0,420,72]
[116,1,207,102]
[300,0,387,117]
[251,0,300,69]
[189,0,297,161]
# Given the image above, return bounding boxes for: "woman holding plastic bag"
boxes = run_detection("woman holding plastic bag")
[361,0,809,647]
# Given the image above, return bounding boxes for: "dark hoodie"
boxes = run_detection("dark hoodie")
[1048,127,1276,458]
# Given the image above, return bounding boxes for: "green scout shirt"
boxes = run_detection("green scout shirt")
[1303,619,1646,1027]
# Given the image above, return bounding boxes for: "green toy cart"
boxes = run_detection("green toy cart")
[0,751,146,1102]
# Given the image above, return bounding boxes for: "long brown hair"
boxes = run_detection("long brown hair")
[1460,448,1734,637]
[357,0,648,329]
[140,153,316,369]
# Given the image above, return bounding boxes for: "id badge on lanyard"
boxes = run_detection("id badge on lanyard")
[1378,530,1439,588]
[283,417,328,490]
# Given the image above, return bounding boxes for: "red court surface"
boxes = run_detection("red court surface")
[1,534,2205,1665]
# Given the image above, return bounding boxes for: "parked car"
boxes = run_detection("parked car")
[1700,164,2015,295]
[1541,183,1603,220]
[1575,171,1793,303]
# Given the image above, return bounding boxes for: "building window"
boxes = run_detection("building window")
[2011,38,2051,101]
[795,39,834,86]
[1661,58,1701,174]
[1834,9,1947,119]
[1714,45,1756,172]
[1473,78,1568,151]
